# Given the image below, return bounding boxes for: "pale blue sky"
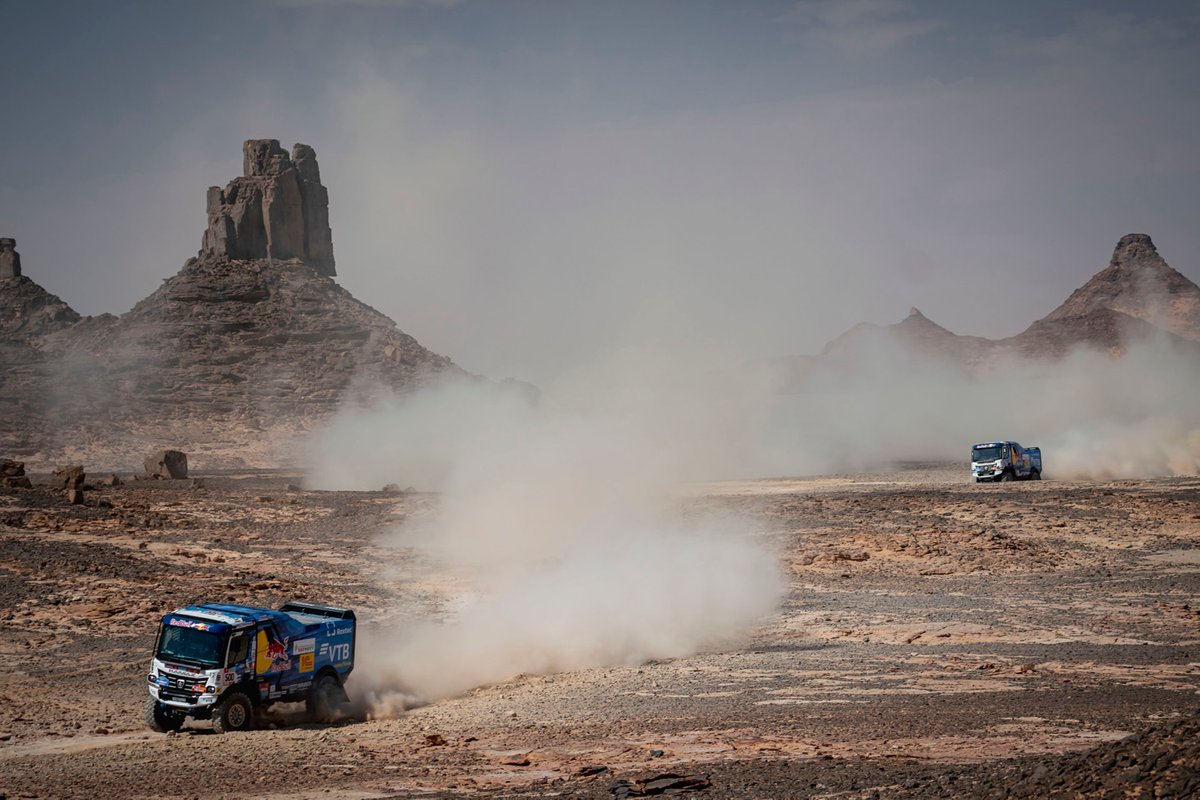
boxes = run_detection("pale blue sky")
[2,1,1197,381]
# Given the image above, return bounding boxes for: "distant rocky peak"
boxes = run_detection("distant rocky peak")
[201,139,335,277]
[0,237,81,339]
[1109,233,1166,271]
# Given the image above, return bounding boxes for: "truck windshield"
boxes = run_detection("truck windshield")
[157,624,226,667]
[972,446,1002,462]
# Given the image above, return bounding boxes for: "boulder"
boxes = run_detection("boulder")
[52,465,86,489]
[144,450,188,479]
[0,459,25,478]
[66,488,85,505]
[100,473,122,486]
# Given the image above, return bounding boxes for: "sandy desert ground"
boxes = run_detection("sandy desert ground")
[1,465,1199,799]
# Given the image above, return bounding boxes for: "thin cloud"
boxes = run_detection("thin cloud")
[268,0,462,7]
[787,0,943,55]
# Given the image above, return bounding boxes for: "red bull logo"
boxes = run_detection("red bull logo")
[255,628,291,674]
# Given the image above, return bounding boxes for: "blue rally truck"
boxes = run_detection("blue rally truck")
[145,601,355,733]
[971,441,1042,483]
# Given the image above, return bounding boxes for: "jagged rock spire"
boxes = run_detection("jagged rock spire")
[0,238,21,279]
[201,139,336,277]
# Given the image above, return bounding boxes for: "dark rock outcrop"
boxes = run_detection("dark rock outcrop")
[144,450,188,479]
[0,459,31,488]
[0,238,22,279]
[202,140,335,277]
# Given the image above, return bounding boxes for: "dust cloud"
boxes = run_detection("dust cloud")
[307,348,787,709]
[307,329,1199,709]
[761,334,1200,480]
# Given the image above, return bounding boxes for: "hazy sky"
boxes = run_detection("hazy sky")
[2,1,1198,382]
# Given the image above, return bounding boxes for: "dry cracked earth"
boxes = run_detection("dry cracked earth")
[1,465,1199,799]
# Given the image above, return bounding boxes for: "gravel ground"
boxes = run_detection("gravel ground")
[1,465,1199,799]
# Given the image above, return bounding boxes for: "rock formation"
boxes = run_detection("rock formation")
[0,238,22,279]
[0,239,81,340]
[1033,233,1200,343]
[0,141,463,469]
[787,233,1200,379]
[201,140,335,276]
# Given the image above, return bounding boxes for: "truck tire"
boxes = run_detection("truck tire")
[212,691,254,733]
[145,696,185,733]
[307,672,349,723]
[999,471,1013,483]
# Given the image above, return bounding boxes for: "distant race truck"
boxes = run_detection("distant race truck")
[146,601,355,733]
[971,441,1042,483]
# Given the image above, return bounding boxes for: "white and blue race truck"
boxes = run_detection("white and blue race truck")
[971,441,1042,483]
[146,601,355,733]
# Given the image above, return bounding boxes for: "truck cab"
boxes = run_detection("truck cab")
[971,441,1042,483]
[145,601,355,733]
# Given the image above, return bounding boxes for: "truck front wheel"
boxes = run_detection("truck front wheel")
[999,471,1013,483]
[308,673,349,723]
[145,697,185,733]
[212,691,254,733]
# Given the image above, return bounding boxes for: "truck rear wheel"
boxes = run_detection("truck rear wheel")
[1031,470,1041,480]
[145,696,185,733]
[212,691,254,733]
[308,673,349,723]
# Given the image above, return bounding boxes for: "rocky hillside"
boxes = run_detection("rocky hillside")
[794,233,1200,376]
[0,140,463,469]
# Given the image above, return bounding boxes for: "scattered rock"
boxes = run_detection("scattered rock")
[501,753,531,767]
[423,733,447,747]
[578,765,609,777]
[610,773,711,797]
[100,473,122,487]
[66,489,84,505]
[144,450,188,479]
[0,459,24,478]
[52,465,85,489]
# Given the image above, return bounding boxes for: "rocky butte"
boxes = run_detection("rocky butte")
[202,140,335,276]
[0,140,463,468]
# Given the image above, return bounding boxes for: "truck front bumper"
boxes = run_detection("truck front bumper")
[148,676,219,712]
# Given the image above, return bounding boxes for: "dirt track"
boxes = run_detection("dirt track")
[1,466,1199,799]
